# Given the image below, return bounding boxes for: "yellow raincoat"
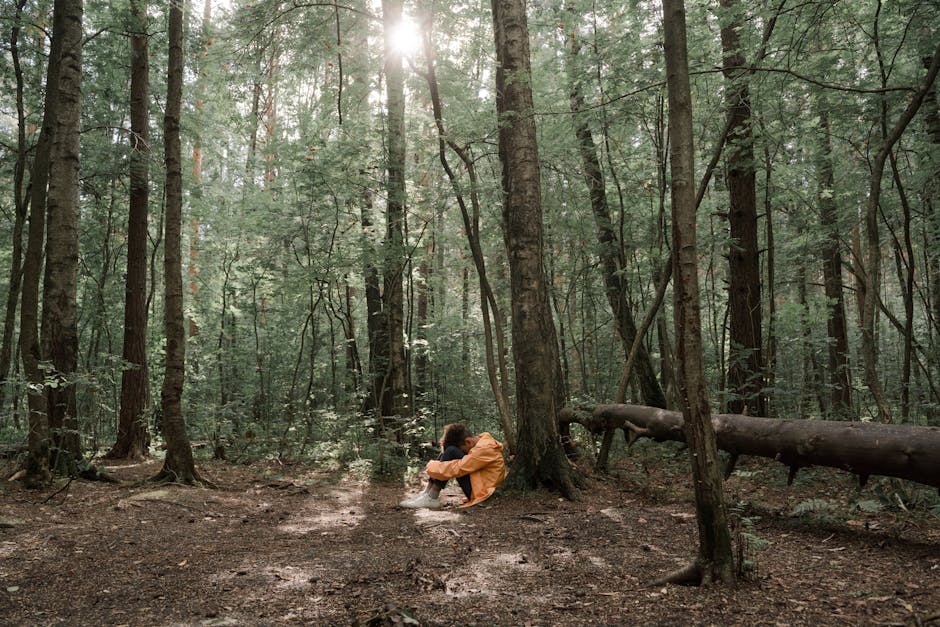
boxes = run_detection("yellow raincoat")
[425,432,507,507]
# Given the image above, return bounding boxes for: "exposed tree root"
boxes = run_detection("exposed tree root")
[147,468,217,489]
[651,559,736,587]
[651,562,702,587]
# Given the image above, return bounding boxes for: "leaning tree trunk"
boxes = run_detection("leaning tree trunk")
[40,0,84,471]
[924,54,940,340]
[860,43,940,423]
[562,3,666,411]
[108,0,151,460]
[491,0,575,498]
[663,0,735,585]
[421,17,515,450]
[154,0,203,485]
[558,404,940,490]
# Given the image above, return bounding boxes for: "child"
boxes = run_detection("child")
[399,424,507,509]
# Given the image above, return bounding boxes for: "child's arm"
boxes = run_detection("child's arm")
[426,445,500,480]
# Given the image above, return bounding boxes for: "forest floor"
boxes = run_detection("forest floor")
[0,442,938,626]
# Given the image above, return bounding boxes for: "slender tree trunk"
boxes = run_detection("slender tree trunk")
[797,266,827,415]
[0,0,29,414]
[860,43,940,423]
[719,0,765,417]
[562,5,666,409]
[663,0,735,585]
[420,18,515,448]
[155,0,202,485]
[20,0,65,487]
[761,127,776,417]
[924,54,940,340]
[108,0,151,460]
[814,101,852,420]
[382,0,410,420]
[361,193,387,415]
[491,0,574,497]
[187,0,211,339]
[41,0,84,468]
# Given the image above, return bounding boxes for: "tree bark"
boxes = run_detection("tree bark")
[41,0,84,468]
[491,0,574,497]
[860,43,940,423]
[420,16,515,449]
[154,0,203,485]
[559,404,940,490]
[719,0,765,418]
[20,0,66,487]
[361,192,387,415]
[562,4,666,410]
[0,0,30,415]
[924,54,940,340]
[663,0,735,585]
[381,0,410,421]
[815,100,852,420]
[108,0,151,460]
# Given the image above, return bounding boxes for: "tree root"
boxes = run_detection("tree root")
[650,562,702,587]
[147,468,217,489]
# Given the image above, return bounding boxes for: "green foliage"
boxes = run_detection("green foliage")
[789,498,840,520]
[1,0,939,477]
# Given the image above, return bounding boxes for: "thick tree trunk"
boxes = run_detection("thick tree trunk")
[562,6,666,410]
[559,404,940,490]
[381,0,410,421]
[108,0,151,460]
[815,101,852,419]
[491,0,574,497]
[154,0,202,485]
[41,0,84,468]
[719,0,765,418]
[663,0,735,585]
[20,0,66,487]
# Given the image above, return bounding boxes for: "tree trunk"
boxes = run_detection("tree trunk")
[860,43,940,423]
[815,101,852,420]
[19,0,65,487]
[924,54,940,340]
[562,4,666,410]
[663,0,735,585]
[382,0,410,420]
[719,0,765,418]
[491,0,574,498]
[41,0,84,469]
[108,0,151,460]
[361,193,387,415]
[154,0,202,485]
[0,0,29,415]
[420,17,515,449]
[558,404,940,491]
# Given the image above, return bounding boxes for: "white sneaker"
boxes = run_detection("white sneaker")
[399,492,441,509]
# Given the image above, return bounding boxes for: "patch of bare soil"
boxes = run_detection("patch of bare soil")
[0,449,938,626]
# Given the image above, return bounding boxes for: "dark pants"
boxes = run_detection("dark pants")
[430,445,472,500]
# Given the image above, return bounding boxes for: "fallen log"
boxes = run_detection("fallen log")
[558,404,940,491]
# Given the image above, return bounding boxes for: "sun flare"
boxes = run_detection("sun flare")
[389,15,421,57]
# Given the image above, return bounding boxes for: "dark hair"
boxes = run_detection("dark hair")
[440,423,472,450]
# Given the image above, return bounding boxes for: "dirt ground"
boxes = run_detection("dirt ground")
[0,446,938,626]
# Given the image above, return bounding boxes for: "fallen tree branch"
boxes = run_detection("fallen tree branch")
[559,404,940,490]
